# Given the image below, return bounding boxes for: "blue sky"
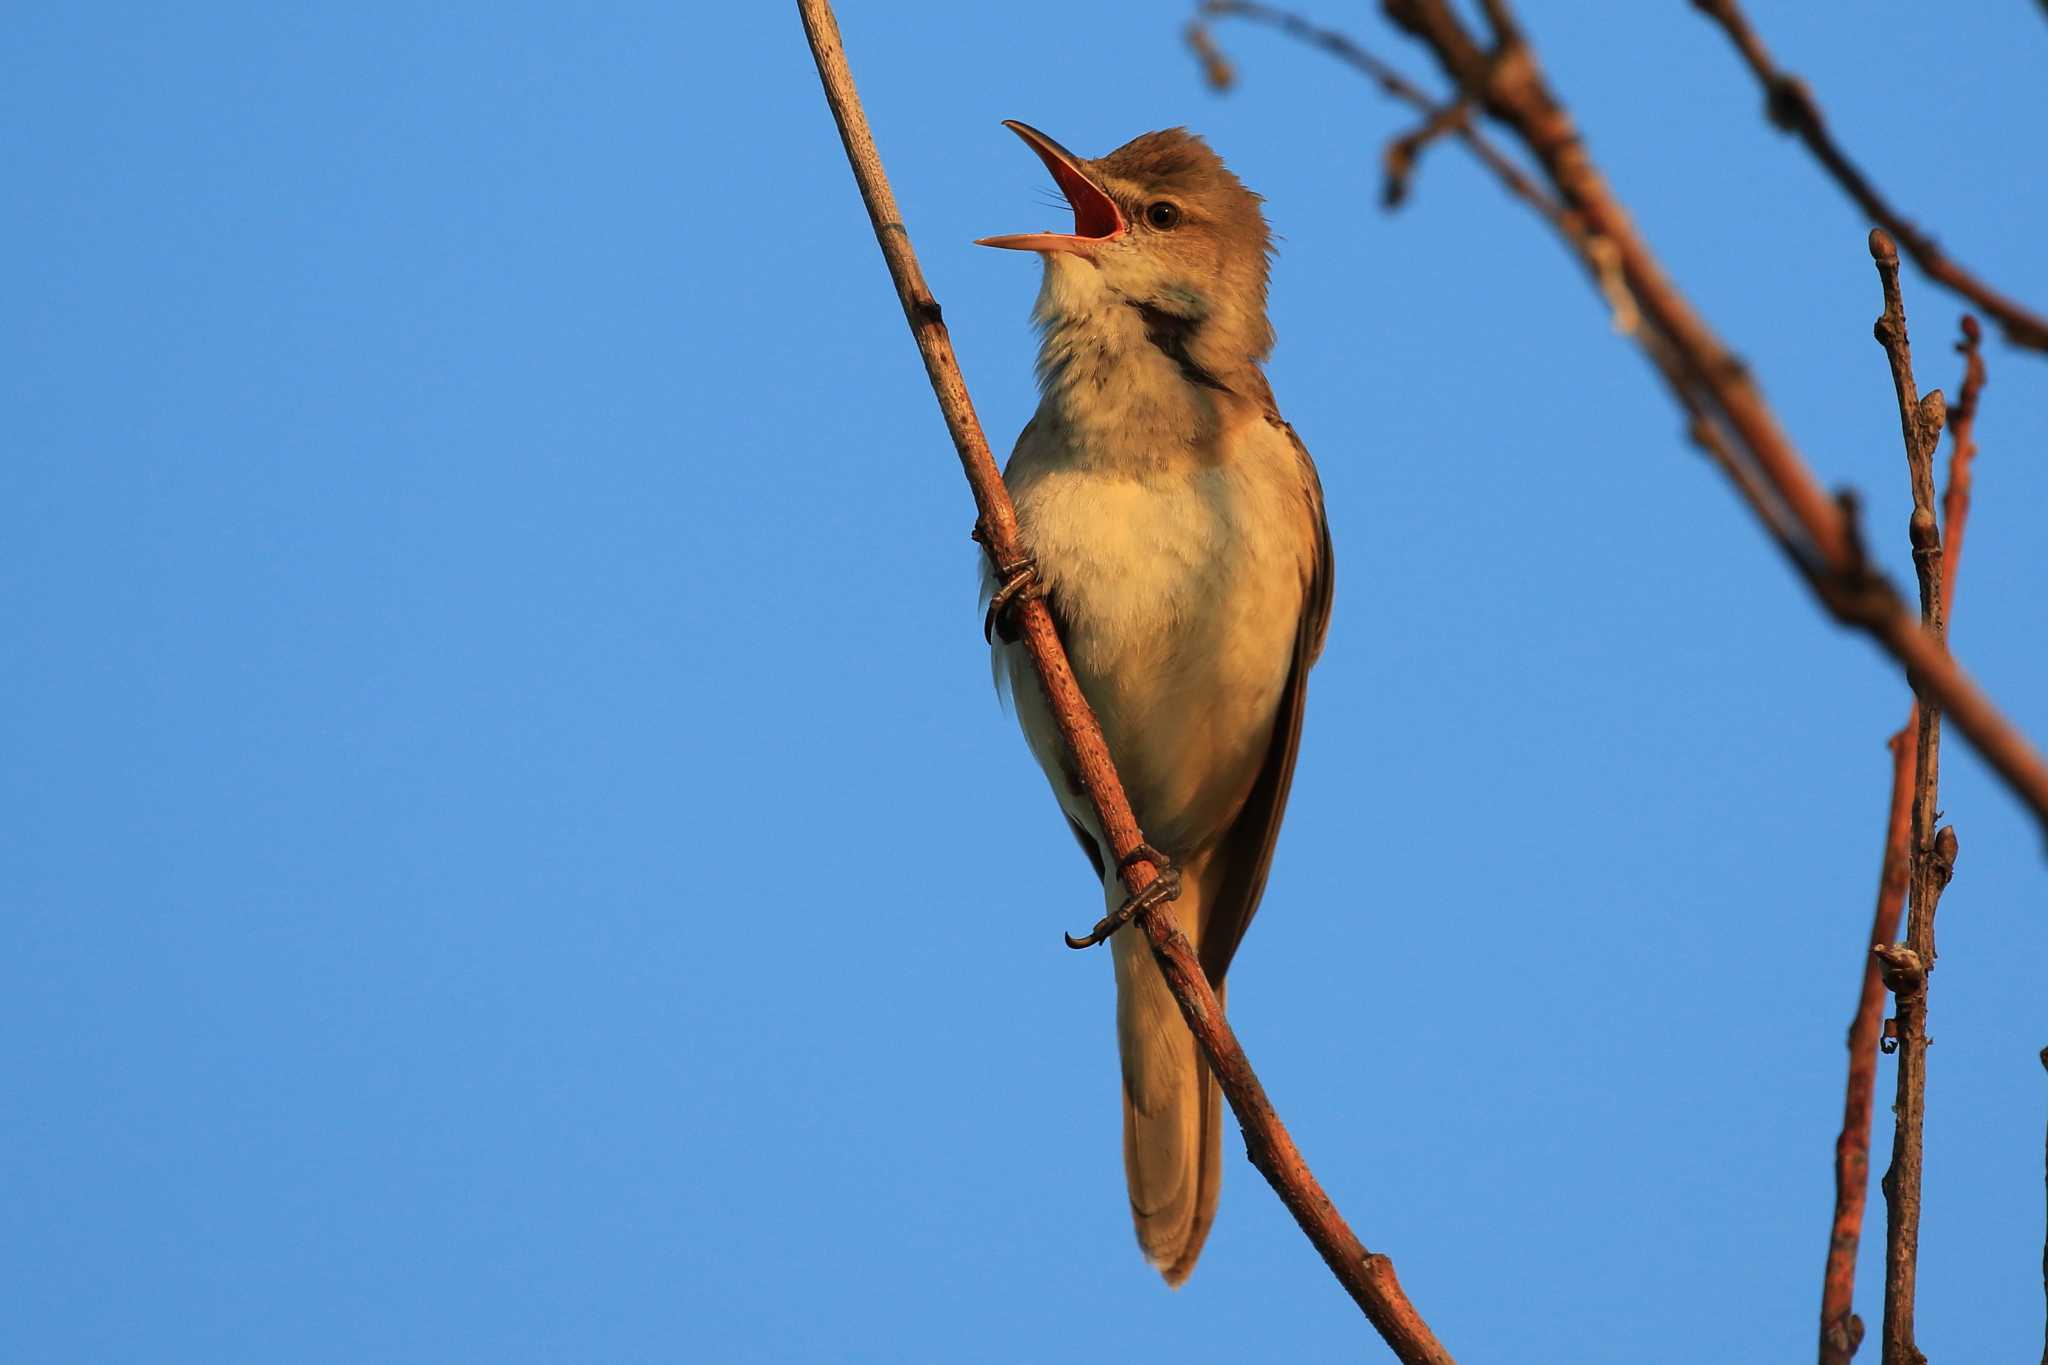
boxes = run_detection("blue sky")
[6,4,2047,1362]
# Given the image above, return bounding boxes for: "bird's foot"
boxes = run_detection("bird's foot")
[1065,844,1180,950]
[975,520,1040,644]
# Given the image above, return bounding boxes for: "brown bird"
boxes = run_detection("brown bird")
[978,122,1332,1285]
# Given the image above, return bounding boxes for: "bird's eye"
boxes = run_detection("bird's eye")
[1144,201,1181,230]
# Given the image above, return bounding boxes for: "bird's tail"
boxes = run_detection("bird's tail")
[1112,878,1223,1286]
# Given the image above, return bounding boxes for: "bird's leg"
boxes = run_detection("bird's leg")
[974,519,1040,644]
[1065,843,1181,949]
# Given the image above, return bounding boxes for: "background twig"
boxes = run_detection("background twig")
[1821,314,1984,1365]
[1238,0,2048,844]
[1194,2,1563,229]
[1869,229,1959,1365]
[1691,0,2048,352]
[1822,727,1912,1365]
[796,2,1453,1357]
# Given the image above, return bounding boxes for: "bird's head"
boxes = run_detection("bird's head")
[978,121,1275,368]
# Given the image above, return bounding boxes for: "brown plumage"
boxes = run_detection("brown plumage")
[980,123,1331,1285]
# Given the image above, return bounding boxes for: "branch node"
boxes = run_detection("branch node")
[1916,390,1947,454]
[1822,1310,1865,1357]
[1907,507,1938,553]
[1764,74,1815,132]
[1930,825,1958,889]
[1586,235,1639,335]
[1871,943,1926,997]
[1382,101,1469,208]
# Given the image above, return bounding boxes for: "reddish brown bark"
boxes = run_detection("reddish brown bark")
[1820,727,1914,1364]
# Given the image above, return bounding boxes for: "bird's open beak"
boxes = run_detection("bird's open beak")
[975,120,1126,255]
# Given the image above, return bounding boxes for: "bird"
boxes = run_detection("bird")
[976,121,1333,1286]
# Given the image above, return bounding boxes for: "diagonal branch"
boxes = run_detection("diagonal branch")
[795,2,1454,1358]
[1362,0,2048,839]
[1691,0,2048,353]
[1820,313,1985,1365]
[1202,0,2048,836]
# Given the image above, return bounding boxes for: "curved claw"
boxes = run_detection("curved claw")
[1063,855,1181,950]
[983,554,1040,644]
[1064,921,1113,951]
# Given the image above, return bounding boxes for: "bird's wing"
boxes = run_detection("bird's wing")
[1195,406,1332,990]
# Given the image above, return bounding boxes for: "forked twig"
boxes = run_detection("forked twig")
[1194,1,1562,228]
[796,2,1452,1357]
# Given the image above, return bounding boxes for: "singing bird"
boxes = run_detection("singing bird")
[978,122,1333,1284]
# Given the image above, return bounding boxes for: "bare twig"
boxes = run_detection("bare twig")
[1196,1,1565,229]
[1382,99,1470,208]
[1941,317,1985,615]
[1691,0,2048,352]
[1821,313,1985,1365]
[1185,20,1237,91]
[1821,725,1912,1364]
[1360,0,2048,839]
[1208,0,2048,834]
[1870,229,1962,1365]
[796,3,1453,1357]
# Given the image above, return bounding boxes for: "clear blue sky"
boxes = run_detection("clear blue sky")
[6,5,2047,1362]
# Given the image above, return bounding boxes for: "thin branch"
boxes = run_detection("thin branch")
[1941,316,1985,615]
[1362,0,2048,839]
[1821,313,1984,1365]
[1382,100,1471,209]
[1821,726,1912,1364]
[1691,0,2048,352]
[2041,1045,2048,1365]
[1194,1,1565,229]
[1870,229,1962,1365]
[1185,19,1237,91]
[795,3,1454,1357]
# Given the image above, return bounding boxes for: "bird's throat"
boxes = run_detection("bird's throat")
[1031,257,1229,460]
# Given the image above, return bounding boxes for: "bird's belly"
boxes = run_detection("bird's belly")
[1002,462,1308,858]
